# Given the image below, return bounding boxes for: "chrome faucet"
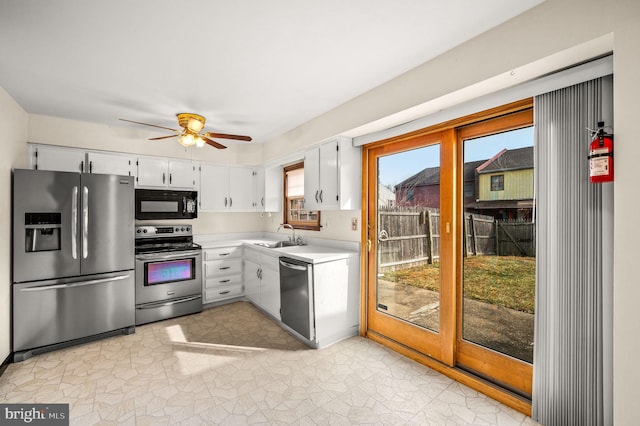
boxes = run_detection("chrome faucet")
[278,223,297,243]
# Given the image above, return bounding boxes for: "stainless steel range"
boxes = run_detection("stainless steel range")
[135,225,202,325]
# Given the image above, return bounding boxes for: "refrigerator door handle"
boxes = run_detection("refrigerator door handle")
[71,186,78,259]
[19,274,131,292]
[82,186,89,259]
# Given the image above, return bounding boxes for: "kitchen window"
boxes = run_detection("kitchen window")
[283,162,321,230]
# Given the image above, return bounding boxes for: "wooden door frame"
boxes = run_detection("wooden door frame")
[359,98,535,414]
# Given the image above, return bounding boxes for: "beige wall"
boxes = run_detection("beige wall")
[0,86,29,362]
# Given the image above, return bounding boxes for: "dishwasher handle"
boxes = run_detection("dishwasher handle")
[279,259,309,271]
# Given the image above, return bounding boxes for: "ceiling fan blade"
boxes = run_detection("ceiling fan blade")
[205,132,252,142]
[149,134,179,141]
[203,136,227,149]
[119,118,179,132]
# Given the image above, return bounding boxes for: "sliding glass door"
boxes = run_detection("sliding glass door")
[364,101,534,397]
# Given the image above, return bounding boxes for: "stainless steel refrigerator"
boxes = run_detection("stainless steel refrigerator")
[12,169,135,361]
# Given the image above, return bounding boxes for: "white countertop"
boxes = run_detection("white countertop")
[195,233,359,264]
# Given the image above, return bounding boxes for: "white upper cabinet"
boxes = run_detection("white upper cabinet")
[200,164,255,211]
[167,160,197,189]
[33,145,86,173]
[200,164,228,210]
[264,165,283,212]
[87,151,135,177]
[136,157,196,189]
[253,167,265,211]
[304,137,361,210]
[252,165,282,212]
[229,167,254,211]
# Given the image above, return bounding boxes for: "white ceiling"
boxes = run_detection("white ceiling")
[0,0,543,145]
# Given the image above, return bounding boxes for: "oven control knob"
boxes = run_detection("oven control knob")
[181,227,185,232]
[175,227,179,232]
[143,229,147,233]
[136,229,141,233]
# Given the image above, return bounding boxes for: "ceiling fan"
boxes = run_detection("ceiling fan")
[119,113,252,149]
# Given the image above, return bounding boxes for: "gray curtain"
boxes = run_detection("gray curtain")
[532,77,610,425]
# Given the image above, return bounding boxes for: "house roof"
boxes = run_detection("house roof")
[396,159,486,188]
[476,147,533,174]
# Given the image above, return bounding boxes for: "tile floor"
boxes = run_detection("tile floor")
[0,301,540,425]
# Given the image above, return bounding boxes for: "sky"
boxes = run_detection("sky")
[378,126,534,187]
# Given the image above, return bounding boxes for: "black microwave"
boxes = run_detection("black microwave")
[135,189,197,220]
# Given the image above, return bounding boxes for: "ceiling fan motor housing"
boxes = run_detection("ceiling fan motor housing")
[177,113,205,132]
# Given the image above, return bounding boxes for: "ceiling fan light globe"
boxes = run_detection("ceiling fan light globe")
[187,118,204,133]
[179,134,196,147]
[195,137,205,148]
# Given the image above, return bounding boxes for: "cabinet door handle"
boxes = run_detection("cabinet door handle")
[319,190,323,203]
[219,279,230,284]
[256,268,260,279]
[219,253,231,257]
[80,160,84,173]
[261,197,264,206]
[89,161,93,173]
[169,173,172,185]
[230,197,233,207]
[315,190,319,203]
[224,197,228,207]
[219,290,230,295]
[219,266,230,270]
[163,173,166,184]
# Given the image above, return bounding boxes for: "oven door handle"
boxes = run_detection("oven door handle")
[135,250,202,261]
[136,295,201,309]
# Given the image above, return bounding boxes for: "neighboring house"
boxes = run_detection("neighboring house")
[394,160,486,209]
[395,165,440,208]
[378,183,395,207]
[467,147,534,220]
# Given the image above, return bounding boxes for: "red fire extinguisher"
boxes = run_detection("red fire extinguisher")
[588,121,614,183]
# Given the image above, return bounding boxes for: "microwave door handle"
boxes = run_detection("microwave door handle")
[71,186,78,259]
[82,186,89,259]
[183,196,186,215]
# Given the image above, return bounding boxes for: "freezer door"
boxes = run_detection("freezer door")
[12,169,80,283]
[80,173,134,275]
[12,272,135,352]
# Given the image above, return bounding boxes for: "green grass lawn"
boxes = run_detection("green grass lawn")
[381,256,536,314]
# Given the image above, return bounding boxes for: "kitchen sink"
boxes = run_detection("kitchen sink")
[254,240,301,248]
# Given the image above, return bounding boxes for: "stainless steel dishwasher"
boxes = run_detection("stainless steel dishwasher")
[279,257,314,340]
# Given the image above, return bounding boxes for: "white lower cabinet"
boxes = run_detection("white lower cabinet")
[311,257,360,347]
[203,246,243,303]
[243,247,281,320]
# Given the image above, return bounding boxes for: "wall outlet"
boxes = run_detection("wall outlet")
[351,217,358,231]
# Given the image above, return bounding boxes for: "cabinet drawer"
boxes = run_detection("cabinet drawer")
[204,259,242,277]
[204,246,242,261]
[205,284,243,302]
[205,274,242,289]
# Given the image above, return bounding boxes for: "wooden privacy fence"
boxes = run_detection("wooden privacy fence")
[463,215,536,257]
[378,207,440,272]
[378,207,535,272]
